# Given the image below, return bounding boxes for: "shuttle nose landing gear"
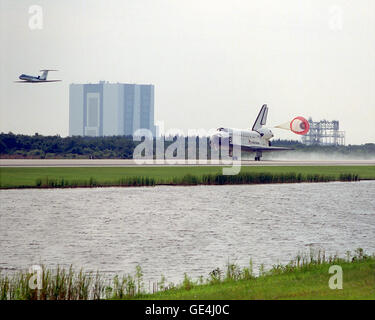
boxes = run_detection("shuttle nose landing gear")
[254,151,262,161]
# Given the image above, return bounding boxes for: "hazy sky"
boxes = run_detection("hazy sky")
[0,0,374,144]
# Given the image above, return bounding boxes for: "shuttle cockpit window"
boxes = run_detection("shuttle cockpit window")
[217,128,228,132]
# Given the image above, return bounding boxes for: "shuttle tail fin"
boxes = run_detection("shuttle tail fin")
[252,104,268,131]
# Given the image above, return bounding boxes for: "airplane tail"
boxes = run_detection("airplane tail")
[39,69,57,80]
[252,104,268,131]
[39,70,49,80]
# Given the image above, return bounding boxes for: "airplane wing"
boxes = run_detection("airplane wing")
[240,145,294,152]
[14,80,62,83]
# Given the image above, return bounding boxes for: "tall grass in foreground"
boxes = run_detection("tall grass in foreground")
[30,172,360,188]
[34,176,156,188]
[0,248,371,300]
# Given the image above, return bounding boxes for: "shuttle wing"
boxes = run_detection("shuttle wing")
[240,145,294,152]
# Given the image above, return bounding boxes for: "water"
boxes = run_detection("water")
[1,181,374,284]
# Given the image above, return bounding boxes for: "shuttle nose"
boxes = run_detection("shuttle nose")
[210,132,230,150]
[210,133,220,151]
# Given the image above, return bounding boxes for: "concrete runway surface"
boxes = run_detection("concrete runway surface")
[1,159,374,167]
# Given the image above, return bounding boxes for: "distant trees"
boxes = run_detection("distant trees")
[0,133,137,159]
[272,138,375,156]
[0,132,374,159]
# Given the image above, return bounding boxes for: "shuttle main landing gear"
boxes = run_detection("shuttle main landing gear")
[254,151,262,161]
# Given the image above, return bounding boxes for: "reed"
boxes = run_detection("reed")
[1,249,372,300]
[31,171,360,189]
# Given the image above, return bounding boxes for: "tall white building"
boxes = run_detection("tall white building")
[69,81,155,136]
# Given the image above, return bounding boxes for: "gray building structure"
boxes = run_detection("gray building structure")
[69,81,155,137]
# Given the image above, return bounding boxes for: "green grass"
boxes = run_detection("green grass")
[142,259,375,300]
[138,249,375,300]
[1,250,374,300]
[0,166,374,189]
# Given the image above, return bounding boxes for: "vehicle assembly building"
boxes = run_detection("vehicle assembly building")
[301,118,345,146]
[69,81,155,137]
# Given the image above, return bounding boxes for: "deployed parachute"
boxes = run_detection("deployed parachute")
[290,116,310,135]
[275,116,310,135]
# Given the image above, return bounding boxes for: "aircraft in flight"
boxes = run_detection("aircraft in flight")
[210,104,309,161]
[15,70,61,83]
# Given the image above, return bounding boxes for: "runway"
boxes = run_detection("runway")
[1,159,374,167]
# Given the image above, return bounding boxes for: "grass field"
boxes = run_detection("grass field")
[1,251,374,300]
[143,260,375,300]
[141,258,375,300]
[0,166,374,188]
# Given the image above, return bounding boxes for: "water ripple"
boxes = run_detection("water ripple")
[0,181,374,283]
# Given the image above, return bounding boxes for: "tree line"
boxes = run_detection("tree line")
[0,132,374,159]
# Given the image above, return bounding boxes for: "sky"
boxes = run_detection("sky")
[0,0,374,144]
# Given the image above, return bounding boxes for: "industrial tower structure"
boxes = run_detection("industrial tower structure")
[301,118,345,145]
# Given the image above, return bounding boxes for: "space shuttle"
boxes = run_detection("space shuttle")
[210,105,300,161]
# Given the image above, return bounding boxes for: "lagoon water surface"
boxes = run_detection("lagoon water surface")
[1,181,374,283]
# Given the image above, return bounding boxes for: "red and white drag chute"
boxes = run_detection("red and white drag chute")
[275,116,310,135]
